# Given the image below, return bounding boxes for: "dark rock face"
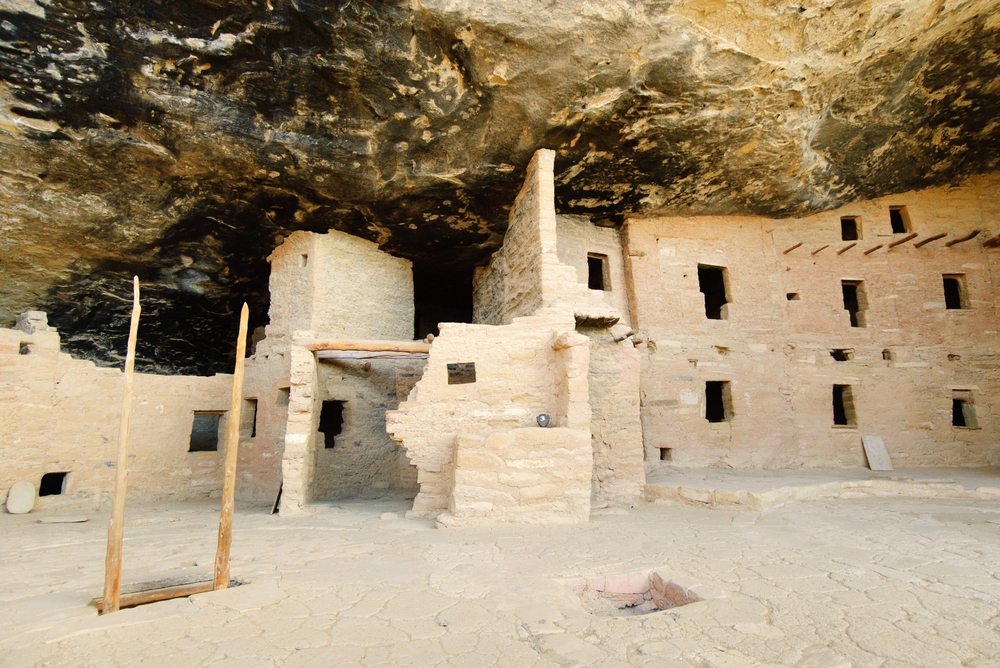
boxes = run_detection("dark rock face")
[1,0,998,374]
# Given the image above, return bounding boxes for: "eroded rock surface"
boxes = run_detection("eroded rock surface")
[1,0,998,372]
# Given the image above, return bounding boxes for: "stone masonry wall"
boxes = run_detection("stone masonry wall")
[626,174,1000,470]
[1,321,232,509]
[386,310,590,519]
[263,230,418,513]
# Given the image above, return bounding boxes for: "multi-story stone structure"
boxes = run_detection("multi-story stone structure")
[3,151,998,524]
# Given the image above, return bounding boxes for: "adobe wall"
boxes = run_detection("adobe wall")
[0,319,233,509]
[626,174,1000,470]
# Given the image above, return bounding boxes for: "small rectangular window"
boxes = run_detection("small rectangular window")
[659,447,672,462]
[19,342,32,355]
[830,349,853,362]
[698,265,729,320]
[952,390,978,428]
[243,398,258,438]
[841,280,867,328]
[299,253,308,267]
[320,400,345,447]
[841,217,860,241]
[889,206,909,233]
[705,381,732,423]
[786,293,800,301]
[832,385,856,426]
[189,412,222,452]
[587,253,609,291]
[943,274,966,310]
[447,362,476,385]
[882,349,894,361]
[276,387,290,407]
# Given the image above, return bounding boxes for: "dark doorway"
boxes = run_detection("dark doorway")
[943,275,964,310]
[698,265,729,320]
[841,217,860,241]
[833,385,855,426]
[588,254,609,291]
[413,266,474,340]
[841,281,866,327]
[39,472,67,496]
[320,400,345,448]
[705,381,730,422]
[189,412,221,452]
[889,207,909,233]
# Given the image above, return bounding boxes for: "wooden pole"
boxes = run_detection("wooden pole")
[102,276,141,614]
[214,303,249,590]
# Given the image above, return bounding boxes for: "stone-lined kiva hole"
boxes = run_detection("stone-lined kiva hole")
[557,568,724,617]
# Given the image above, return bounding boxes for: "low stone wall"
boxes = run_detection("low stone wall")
[437,427,592,527]
[1,320,232,508]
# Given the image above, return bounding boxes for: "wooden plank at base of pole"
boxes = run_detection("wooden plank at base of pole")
[214,303,249,590]
[102,276,141,615]
[92,580,215,610]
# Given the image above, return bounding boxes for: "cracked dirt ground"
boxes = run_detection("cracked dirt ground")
[2,495,999,668]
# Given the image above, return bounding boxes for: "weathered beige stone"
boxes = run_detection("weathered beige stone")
[5,481,35,514]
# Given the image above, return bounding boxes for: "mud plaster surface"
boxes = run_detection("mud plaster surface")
[2,493,999,668]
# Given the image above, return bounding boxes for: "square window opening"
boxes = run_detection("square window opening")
[841,217,860,241]
[698,265,729,320]
[832,385,857,426]
[243,398,258,438]
[889,206,909,234]
[39,472,68,497]
[830,349,854,362]
[841,280,867,328]
[952,391,978,428]
[447,362,476,385]
[276,387,290,407]
[320,400,345,447]
[19,342,32,355]
[587,253,610,291]
[786,292,800,301]
[882,349,894,361]
[943,275,966,310]
[659,447,672,462]
[298,253,308,268]
[189,412,222,452]
[705,381,732,423]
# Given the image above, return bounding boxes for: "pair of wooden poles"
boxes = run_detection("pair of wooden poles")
[101,277,250,614]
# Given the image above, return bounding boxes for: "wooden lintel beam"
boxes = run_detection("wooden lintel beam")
[316,350,429,360]
[298,339,432,353]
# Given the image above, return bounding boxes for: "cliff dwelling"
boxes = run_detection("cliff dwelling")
[2,1,1000,666]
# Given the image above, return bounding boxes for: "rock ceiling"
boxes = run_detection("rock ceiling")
[1,0,998,373]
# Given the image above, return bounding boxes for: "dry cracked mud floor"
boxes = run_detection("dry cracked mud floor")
[2,495,999,668]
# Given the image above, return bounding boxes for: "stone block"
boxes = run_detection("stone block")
[5,480,36,514]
